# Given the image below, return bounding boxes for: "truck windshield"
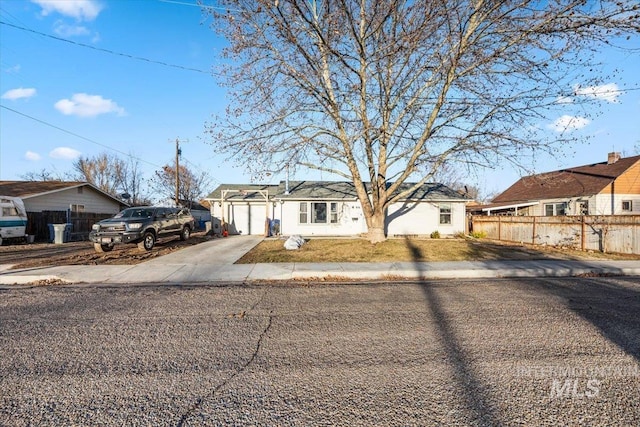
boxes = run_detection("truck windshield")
[114,208,153,218]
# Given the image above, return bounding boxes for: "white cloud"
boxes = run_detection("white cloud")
[2,87,37,101]
[548,115,590,132]
[31,0,103,21]
[50,147,81,160]
[574,83,622,103]
[25,151,42,161]
[54,93,125,117]
[54,22,91,37]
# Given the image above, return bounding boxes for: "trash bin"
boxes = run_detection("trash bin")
[270,219,281,236]
[64,223,73,242]
[52,224,67,244]
[48,223,55,243]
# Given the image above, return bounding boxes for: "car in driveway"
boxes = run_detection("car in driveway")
[89,206,195,252]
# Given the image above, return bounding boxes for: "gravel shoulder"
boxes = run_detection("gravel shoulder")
[0,231,211,269]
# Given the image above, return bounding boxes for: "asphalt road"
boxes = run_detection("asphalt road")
[1,278,639,426]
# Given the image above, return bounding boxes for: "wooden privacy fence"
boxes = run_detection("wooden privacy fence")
[471,215,640,255]
[26,211,114,242]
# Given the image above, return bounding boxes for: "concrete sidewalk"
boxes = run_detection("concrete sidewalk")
[1,235,639,285]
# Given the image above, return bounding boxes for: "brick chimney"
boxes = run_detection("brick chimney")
[607,152,621,164]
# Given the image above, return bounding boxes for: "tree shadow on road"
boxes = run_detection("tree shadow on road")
[405,237,501,426]
[404,236,640,425]
[519,276,640,362]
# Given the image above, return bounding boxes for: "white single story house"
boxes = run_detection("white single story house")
[204,181,469,237]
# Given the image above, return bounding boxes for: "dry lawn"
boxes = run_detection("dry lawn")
[236,237,640,264]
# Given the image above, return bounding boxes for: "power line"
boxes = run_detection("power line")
[158,0,238,11]
[1,104,222,186]
[0,20,216,75]
[0,104,163,169]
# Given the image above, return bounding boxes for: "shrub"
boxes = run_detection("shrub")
[430,230,441,239]
[470,230,487,239]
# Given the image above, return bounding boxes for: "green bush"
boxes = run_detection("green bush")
[470,230,487,239]
[430,230,441,239]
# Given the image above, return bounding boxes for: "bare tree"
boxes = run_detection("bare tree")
[119,157,152,206]
[72,152,150,205]
[150,164,211,208]
[73,153,126,195]
[20,168,71,181]
[205,0,639,243]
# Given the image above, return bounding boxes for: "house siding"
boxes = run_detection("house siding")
[598,161,640,194]
[387,201,466,236]
[23,187,122,214]
[279,201,366,236]
[592,193,640,215]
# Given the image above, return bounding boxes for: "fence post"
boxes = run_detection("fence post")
[498,216,502,241]
[532,216,536,245]
[581,216,586,251]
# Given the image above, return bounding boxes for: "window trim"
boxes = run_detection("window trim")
[622,200,632,211]
[544,202,567,216]
[439,203,452,225]
[299,202,339,224]
[299,202,308,224]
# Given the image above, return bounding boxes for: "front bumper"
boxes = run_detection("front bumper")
[89,231,143,245]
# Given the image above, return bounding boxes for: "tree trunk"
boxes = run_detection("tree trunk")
[367,212,386,244]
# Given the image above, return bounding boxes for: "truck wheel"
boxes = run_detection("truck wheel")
[138,231,155,251]
[180,226,191,241]
[94,243,114,253]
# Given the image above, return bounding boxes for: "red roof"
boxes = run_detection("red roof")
[492,155,640,203]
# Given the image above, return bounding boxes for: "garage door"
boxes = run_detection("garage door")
[227,203,267,235]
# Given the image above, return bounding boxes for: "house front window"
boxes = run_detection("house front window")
[312,202,327,223]
[330,202,338,223]
[544,202,567,216]
[71,204,85,213]
[299,202,308,223]
[622,200,632,212]
[299,202,339,224]
[439,204,452,224]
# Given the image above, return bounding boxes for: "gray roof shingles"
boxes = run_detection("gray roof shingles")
[207,181,468,201]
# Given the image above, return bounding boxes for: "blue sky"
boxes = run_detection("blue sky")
[1,0,639,200]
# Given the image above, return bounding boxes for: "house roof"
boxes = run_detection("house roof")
[206,181,469,202]
[0,180,128,206]
[492,155,640,204]
[205,184,280,201]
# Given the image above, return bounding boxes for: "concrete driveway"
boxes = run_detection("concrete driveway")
[143,235,264,265]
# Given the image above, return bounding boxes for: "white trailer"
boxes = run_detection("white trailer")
[0,196,28,245]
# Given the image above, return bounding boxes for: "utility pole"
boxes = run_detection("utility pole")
[175,138,180,207]
[171,138,188,207]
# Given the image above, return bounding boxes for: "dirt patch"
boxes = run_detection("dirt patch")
[0,232,212,270]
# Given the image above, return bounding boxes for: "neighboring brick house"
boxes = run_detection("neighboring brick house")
[477,152,640,216]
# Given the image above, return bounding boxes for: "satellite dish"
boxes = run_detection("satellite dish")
[121,193,131,200]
